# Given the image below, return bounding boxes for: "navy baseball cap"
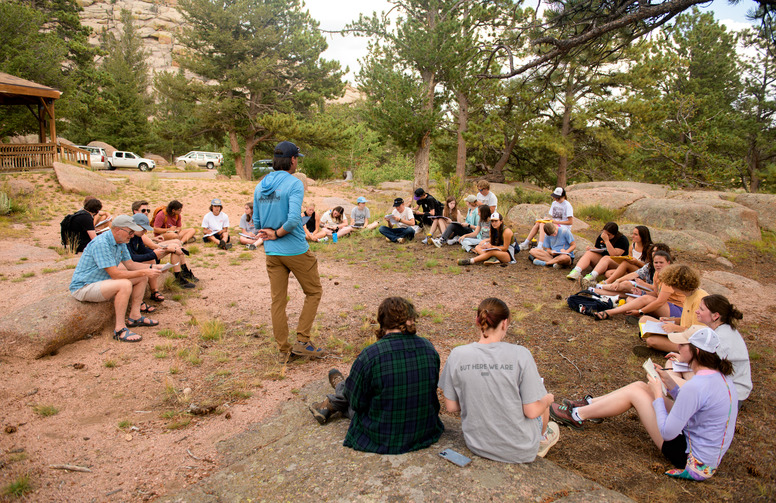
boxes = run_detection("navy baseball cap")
[274,141,304,158]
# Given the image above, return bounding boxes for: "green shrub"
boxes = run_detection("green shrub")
[0,191,10,215]
[355,155,414,186]
[2,474,32,497]
[301,156,333,180]
[575,205,621,223]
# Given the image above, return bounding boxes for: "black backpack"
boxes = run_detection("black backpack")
[567,290,614,316]
[60,209,88,248]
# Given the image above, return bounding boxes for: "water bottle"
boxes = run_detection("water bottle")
[332,232,338,243]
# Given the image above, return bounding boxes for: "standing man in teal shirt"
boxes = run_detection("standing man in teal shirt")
[254,141,325,363]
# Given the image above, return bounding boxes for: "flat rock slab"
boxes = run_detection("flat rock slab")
[53,161,116,196]
[619,224,727,255]
[322,197,352,214]
[162,380,633,503]
[568,181,669,199]
[622,198,760,242]
[0,271,112,359]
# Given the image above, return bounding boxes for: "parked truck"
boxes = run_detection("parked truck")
[106,151,156,171]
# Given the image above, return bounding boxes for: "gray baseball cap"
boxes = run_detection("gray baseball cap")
[132,212,154,232]
[113,214,143,232]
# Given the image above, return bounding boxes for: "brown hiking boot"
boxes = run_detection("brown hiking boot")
[309,398,332,425]
[328,368,345,389]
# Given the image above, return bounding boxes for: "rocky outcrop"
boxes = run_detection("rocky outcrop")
[567,187,648,211]
[162,379,634,503]
[622,198,760,242]
[507,204,590,231]
[53,161,116,196]
[619,224,727,255]
[0,271,113,359]
[734,193,776,232]
[567,181,670,199]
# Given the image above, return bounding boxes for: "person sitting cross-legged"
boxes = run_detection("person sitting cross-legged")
[128,213,196,293]
[528,222,576,268]
[69,215,164,343]
[379,198,416,243]
[308,297,444,454]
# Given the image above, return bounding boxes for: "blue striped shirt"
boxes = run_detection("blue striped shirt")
[69,230,131,292]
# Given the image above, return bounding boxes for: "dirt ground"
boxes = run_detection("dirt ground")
[0,172,774,502]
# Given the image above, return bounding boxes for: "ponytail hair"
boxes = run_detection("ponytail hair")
[702,294,743,329]
[691,346,734,376]
[476,298,510,337]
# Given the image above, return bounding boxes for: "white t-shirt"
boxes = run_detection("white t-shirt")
[319,209,344,230]
[202,211,229,232]
[239,213,255,233]
[714,324,752,400]
[390,207,414,228]
[549,200,573,229]
[440,342,547,463]
[477,191,498,209]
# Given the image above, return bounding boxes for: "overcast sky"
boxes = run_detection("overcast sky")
[303,0,758,84]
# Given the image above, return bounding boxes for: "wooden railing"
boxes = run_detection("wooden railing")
[0,143,90,172]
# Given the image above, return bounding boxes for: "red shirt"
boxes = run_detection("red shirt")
[153,211,181,235]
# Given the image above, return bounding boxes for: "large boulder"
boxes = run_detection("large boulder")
[0,271,113,359]
[506,204,589,231]
[488,182,515,195]
[567,181,670,199]
[2,178,35,197]
[143,153,169,166]
[321,197,352,214]
[618,224,727,255]
[292,172,309,191]
[53,162,116,197]
[568,187,648,211]
[734,193,776,232]
[622,198,760,242]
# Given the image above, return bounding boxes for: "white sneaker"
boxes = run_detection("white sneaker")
[447,238,459,245]
[421,237,428,245]
[518,241,531,251]
[566,269,581,281]
[537,421,560,458]
[318,236,328,243]
[432,238,442,248]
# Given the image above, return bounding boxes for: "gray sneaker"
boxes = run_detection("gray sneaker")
[447,237,459,245]
[566,269,582,281]
[518,241,531,251]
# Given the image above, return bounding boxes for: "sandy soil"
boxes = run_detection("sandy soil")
[0,172,774,502]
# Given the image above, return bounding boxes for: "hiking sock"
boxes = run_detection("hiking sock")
[571,408,583,422]
[589,271,599,279]
[571,266,581,273]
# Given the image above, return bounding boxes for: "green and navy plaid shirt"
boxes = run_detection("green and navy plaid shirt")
[343,332,444,454]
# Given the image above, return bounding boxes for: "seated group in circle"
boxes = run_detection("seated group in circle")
[302,197,380,243]
[306,295,747,481]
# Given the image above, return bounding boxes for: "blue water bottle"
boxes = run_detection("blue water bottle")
[333,232,338,243]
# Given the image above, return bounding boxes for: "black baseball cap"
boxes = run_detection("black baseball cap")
[393,197,404,207]
[413,188,425,200]
[274,141,304,158]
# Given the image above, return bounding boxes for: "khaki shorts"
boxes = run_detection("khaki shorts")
[71,281,108,302]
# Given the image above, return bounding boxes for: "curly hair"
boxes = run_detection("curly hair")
[659,264,701,292]
[476,298,510,337]
[375,297,417,338]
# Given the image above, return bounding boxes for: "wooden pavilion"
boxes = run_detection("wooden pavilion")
[0,72,88,171]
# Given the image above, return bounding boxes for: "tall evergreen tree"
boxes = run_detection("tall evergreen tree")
[165,0,344,179]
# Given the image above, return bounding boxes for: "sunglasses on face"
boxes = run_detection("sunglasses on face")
[140,209,150,213]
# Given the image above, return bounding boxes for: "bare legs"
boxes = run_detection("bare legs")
[99,277,149,333]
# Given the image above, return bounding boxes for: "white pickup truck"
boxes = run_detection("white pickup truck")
[106,151,156,171]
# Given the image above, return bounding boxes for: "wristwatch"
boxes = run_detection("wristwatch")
[638,309,643,315]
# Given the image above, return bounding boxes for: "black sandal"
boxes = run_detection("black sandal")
[594,311,611,321]
[140,302,156,314]
[150,290,165,302]
[113,327,142,343]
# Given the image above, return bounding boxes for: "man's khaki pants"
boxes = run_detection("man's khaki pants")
[265,250,323,353]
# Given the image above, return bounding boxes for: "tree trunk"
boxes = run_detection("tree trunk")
[557,75,574,188]
[491,133,519,183]
[746,139,762,193]
[455,90,469,180]
[230,130,247,180]
[415,67,435,190]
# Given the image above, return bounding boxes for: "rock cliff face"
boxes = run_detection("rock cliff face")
[78,0,185,78]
